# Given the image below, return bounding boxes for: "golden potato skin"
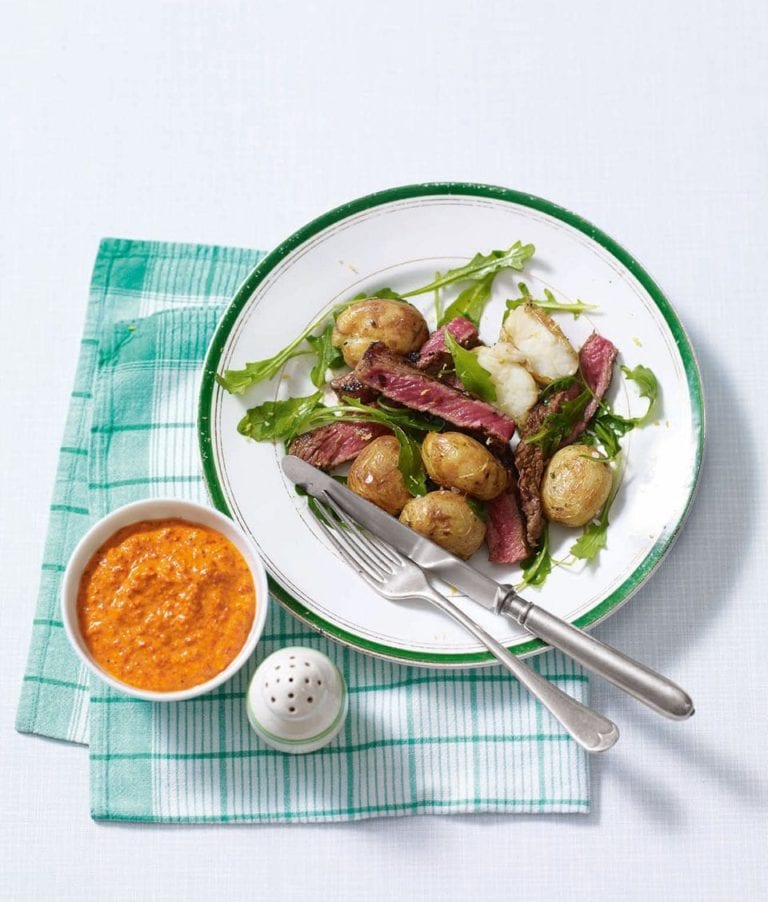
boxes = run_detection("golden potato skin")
[541,445,613,527]
[421,432,508,500]
[332,299,429,367]
[347,435,411,515]
[399,490,486,559]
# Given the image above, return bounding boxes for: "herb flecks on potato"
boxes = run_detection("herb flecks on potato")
[399,490,486,559]
[421,432,508,501]
[541,445,612,528]
[347,435,412,515]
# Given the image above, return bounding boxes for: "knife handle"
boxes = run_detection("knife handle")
[499,594,694,720]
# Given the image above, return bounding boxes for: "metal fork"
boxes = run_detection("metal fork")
[312,493,620,753]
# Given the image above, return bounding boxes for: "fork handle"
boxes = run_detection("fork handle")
[499,594,695,720]
[423,589,619,753]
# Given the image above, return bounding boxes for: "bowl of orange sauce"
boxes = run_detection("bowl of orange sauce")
[61,498,270,702]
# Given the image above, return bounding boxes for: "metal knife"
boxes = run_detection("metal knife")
[282,455,694,720]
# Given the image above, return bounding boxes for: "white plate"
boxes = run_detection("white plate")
[199,183,704,666]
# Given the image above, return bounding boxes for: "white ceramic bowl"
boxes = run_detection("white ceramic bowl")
[61,498,270,702]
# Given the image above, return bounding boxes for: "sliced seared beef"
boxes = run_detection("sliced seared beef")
[514,407,548,547]
[515,331,618,546]
[565,332,618,443]
[416,316,480,373]
[288,421,390,470]
[486,485,529,564]
[514,383,581,547]
[438,371,466,391]
[356,342,516,444]
[329,370,378,405]
[486,437,516,469]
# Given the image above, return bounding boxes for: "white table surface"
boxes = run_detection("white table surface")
[2,2,767,899]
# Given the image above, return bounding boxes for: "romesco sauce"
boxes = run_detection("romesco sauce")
[77,519,256,692]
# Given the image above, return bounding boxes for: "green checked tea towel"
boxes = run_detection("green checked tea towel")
[17,238,591,821]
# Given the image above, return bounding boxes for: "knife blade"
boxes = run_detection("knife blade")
[281,454,694,720]
[282,454,506,609]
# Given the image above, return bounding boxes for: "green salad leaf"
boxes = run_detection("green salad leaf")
[237,392,323,442]
[504,282,597,321]
[569,520,608,561]
[218,295,362,395]
[466,497,488,522]
[402,241,535,297]
[342,399,444,436]
[582,410,635,460]
[582,364,659,458]
[306,322,344,388]
[239,395,436,503]
[239,392,436,499]
[392,426,427,496]
[621,364,659,426]
[537,374,579,401]
[432,274,443,325]
[517,525,552,590]
[524,386,591,457]
[444,332,497,402]
[348,287,404,302]
[216,338,314,395]
[569,457,623,562]
[438,273,495,327]
[218,242,536,395]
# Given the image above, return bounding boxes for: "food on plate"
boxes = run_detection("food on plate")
[220,241,660,587]
[504,282,598,319]
[399,490,486,559]
[355,342,516,444]
[474,342,539,423]
[514,331,619,545]
[347,435,411,515]
[329,369,379,404]
[415,316,480,373]
[514,402,550,547]
[485,488,529,564]
[570,332,619,439]
[421,431,508,500]
[289,420,391,471]
[332,298,429,367]
[541,445,613,527]
[501,302,579,384]
[77,519,256,692]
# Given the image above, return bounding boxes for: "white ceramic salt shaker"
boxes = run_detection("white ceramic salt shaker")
[246,647,348,753]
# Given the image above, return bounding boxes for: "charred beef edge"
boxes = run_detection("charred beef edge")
[515,332,618,548]
[355,342,515,444]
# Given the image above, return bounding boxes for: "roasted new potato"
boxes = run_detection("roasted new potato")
[541,445,613,527]
[500,302,578,384]
[421,432,508,500]
[474,342,539,424]
[399,490,486,559]
[347,435,411,515]
[332,299,429,367]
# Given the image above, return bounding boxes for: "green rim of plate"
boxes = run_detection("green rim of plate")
[198,182,705,666]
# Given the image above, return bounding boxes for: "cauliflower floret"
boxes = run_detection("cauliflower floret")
[500,303,578,384]
[475,343,539,424]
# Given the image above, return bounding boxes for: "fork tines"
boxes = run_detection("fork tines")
[312,494,401,586]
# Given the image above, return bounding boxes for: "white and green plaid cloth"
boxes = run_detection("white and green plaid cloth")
[16,238,590,821]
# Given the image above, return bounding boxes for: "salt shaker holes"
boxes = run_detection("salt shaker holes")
[247,647,348,754]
